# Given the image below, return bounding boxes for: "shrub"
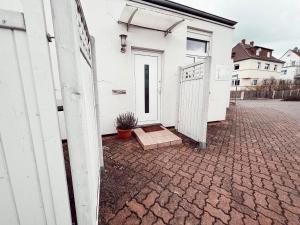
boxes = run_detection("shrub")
[116,112,138,130]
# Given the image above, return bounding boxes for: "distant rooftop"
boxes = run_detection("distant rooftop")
[232,39,284,64]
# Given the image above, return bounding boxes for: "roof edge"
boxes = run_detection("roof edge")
[233,57,285,64]
[139,0,238,27]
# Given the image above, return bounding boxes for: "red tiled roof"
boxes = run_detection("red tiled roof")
[292,50,300,57]
[232,42,284,64]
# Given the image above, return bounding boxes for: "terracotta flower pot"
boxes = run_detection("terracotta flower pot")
[117,128,132,139]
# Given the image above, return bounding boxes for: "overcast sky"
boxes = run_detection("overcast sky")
[174,0,300,58]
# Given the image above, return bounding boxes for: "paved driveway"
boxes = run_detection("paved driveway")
[238,99,300,124]
[99,101,300,225]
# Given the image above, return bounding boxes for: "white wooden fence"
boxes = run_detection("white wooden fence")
[0,0,102,224]
[0,6,72,225]
[177,58,211,148]
[50,0,102,224]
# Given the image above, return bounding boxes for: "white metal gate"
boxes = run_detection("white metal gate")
[177,58,211,148]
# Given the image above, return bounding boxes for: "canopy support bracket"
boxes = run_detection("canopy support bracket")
[164,19,184,37]
[127,8,138,31]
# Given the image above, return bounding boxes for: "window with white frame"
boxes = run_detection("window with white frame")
[274,65,277,71]
[252,79,258,85]
[186,38,207,54]
[265,63,270,70]
[257,62,261,69]
[186,29,211,65]
[234,64,240,70]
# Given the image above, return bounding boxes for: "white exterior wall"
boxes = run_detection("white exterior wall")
[280,50,300,80]
[232,58,283,90]
[83,0,234,134]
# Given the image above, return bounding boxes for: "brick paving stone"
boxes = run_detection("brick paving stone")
[165,193,181,213]
[100,102,300,225]
[123,213,140,225]
[183,186,198,202]
[108,207,131,225]
[169,206,189,225]
[141,211,157,225]
[157,189,172,207]
[228,208,244,225]
[204,203,230,224]
[151,203,173,223]
[153,218,166,225]
[185,213,200,225]
[126,199,147,218]
[143,191,159,208]
[257,213,273,225]
[201,212,215,225]
[180,199,203,218]
[243,215,259,225]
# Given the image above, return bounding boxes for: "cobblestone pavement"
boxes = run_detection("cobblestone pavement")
[238,99,300,124]
[99,102,300,225]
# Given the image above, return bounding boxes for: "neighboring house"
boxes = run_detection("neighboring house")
[231,39,284,90]
[280,48,300,80]
[85,0,237,134]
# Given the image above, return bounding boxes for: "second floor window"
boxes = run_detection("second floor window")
[274,65,277,71]
[265,63,270,70]
[257,62,261,69]
[234,64,240,70]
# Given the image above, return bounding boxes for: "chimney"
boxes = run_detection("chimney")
[241,39,246,45]
[250,41,254,46]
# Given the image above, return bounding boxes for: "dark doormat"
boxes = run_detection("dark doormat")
[142,125,164,133]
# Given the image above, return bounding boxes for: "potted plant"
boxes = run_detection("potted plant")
[116,112,138,139]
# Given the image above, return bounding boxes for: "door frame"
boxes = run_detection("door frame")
[132,49,162,125]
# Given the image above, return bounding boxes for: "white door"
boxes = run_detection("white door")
[134,51,161,124]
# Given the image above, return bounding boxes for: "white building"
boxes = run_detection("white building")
[0,0,237,224]
[280,48,300,80]
[231,39,284,90]
[84,0,237,134]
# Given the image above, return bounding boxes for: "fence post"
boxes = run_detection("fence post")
[50,0,100,224]
[241,91,244,100]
